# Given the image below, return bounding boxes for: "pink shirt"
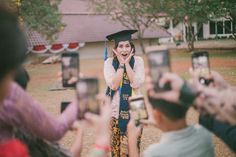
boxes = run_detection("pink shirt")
[0,82,78,142]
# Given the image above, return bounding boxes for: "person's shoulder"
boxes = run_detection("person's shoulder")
[193,124,210,133]
[192,124,212,142]
[4,82,23,102]
[104,57,113,64]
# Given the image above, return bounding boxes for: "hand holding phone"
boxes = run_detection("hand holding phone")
[191,51,213,86]
[147,48,171,91]
[76,77,99,119]
[128,95,148,126]
[61,52,79,87]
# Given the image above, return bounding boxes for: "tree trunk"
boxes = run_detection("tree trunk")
[187,22,194,51]
[137,30,146,54]
[139,38,146,54]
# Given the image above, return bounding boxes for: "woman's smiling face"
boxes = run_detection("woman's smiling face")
[116,41,132,60]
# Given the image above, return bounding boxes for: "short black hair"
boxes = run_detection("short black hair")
[148,96,188,121]
[0,4,27,81]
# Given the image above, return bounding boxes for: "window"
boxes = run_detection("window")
[233,21,236,32]
[209,20,233,35]
[225,21,232,34]
[217,21,223,34]
[209,21,216,34]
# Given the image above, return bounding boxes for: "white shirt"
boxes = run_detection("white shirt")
[143,125,215,157]
[103,56,145,119]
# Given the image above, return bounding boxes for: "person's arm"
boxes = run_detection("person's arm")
[125,62,135,84]
[70,127,83,157]
[104,58,124,90]
[199,115,236,152]
[127,56,145,89]
[10,82,78,141]
[87,95,111,157]
[127,118,142,157]
[195,87,236,125]
[111,68,124,90]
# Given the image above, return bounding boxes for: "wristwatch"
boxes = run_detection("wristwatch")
[118,64,125,69]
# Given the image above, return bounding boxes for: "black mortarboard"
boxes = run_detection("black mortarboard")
[106,29,138,43]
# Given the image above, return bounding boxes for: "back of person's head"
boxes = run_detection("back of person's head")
[0,4,27,81]
[148,96,188,121]
[14,67,30,90]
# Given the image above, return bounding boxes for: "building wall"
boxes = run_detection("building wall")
[159,17,234,43]
[159,22,183,43]
[203,22,209,39]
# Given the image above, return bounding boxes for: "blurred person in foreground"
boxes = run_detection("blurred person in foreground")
[70,95,112,157]
[0,2,78,148]
[127,84,214,157]
[0,139,30,157]
[147,71,236,152]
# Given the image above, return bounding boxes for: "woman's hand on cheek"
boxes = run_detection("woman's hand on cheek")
[113,49,125,64]
[125,48,134,64]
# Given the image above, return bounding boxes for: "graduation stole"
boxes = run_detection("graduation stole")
[106,56,135,134]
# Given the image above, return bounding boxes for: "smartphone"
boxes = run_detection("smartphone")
[192,51,212,86]
[61,52,79,87]
[147,49,171,91]
[76,77,99,119]
[128,95,148,126]
[60,101,71,113]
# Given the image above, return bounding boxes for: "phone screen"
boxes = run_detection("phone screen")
[129,96,148,126]
[60,101,71,113]
[76,77,99,119]
[61,52,79,87]
[147,50,170,91]
[192,51,211,85]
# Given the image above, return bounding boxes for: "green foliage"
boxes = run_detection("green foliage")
[3,0,64,42]
[212,0,236,40]
[88,0,162,53]
[89,0,236,51]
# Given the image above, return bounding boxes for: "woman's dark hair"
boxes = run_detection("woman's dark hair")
[0,5,27,81]
[112,41,136,57]
[14,67,30,90]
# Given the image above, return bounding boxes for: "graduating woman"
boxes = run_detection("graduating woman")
[104,30,145,157]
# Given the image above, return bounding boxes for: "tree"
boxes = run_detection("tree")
[88,0,162,54]
[89,0,230,51]
[212,0,236,40]
[3,0,64,42]
[146,0,219,51]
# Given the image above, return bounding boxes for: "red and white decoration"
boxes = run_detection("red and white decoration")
[28,42,83,54]
[25,30,85,54]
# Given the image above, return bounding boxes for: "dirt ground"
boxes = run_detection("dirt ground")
[25,51,236,157]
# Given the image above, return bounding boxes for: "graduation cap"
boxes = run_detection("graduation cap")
[106,29,138,43]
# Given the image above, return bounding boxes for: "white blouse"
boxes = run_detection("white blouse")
[104,56,145,118]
